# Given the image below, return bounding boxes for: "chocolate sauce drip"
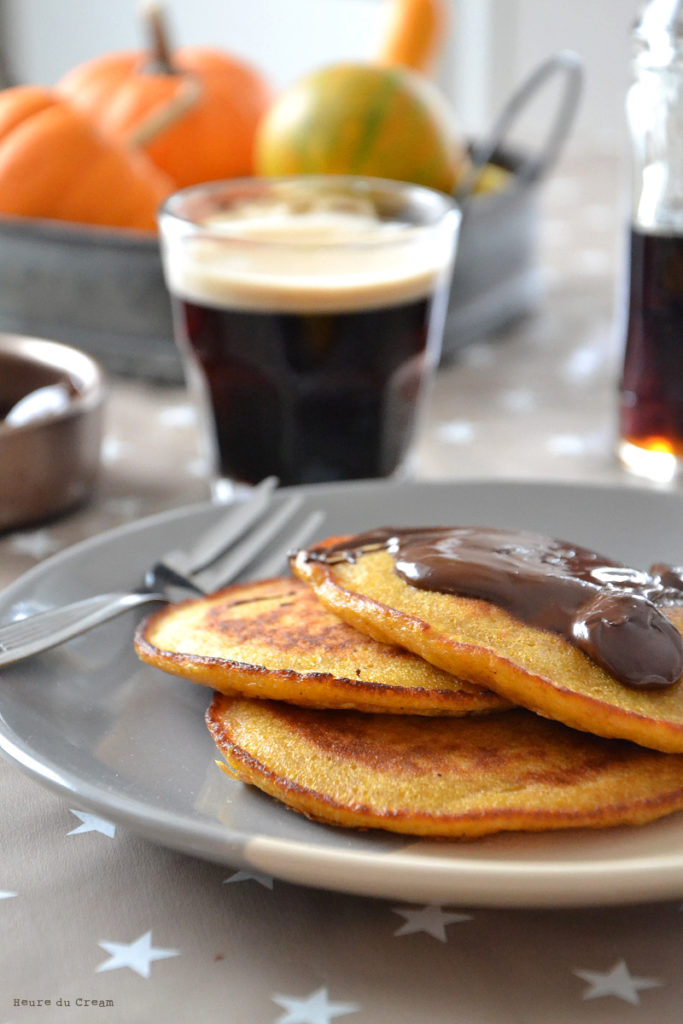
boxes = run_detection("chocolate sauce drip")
[306,527,683,690]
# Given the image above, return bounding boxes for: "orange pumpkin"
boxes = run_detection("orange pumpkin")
[57,6,272,189]
[377,0,449,74]
[0,85,172,230]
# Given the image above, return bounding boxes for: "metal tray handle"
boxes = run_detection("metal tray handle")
[458,50,584,200]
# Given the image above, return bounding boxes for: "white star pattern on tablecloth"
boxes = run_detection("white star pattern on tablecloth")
[9,530,61,560]
[546,433,589,456]
[392,904,472,942]
[435,420,476,445]
[158,403,196,427]
[574,960,663,1004]
[101,436,128,464]
[96,931,179,978]
[187,456,210,478]
[223,869,274,889]
[67,809,116,838]
[101,496,143,520]
[498,387,537,413]
[272,986,359,1024]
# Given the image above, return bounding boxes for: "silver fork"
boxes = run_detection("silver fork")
[0,477,323,667]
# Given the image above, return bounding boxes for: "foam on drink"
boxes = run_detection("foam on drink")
[162,194,454,314]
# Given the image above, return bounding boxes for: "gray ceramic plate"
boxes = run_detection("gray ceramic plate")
[1,478,683,908]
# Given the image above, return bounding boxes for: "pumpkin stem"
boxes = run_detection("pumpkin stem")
[128,75,203,148]
[128,0,203,152]
[141,1,178,75]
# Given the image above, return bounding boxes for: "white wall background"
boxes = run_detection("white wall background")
[0,0,645,153]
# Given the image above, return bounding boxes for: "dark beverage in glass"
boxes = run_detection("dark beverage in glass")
[618,227,683,480]
[173,292,435,486]
[160,177,459,496]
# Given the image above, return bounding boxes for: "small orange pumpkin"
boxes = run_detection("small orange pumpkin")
[377,0,449,74]
[0,84,172,230]
[57,5,272,189]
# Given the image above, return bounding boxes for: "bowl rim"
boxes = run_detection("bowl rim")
[0,332,107,436]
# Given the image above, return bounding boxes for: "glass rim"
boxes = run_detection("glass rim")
[158,174,461,248]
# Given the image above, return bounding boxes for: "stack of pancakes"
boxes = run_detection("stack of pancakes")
[134,527,683,840]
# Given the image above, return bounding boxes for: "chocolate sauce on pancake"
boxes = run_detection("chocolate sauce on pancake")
[305,527,683,690]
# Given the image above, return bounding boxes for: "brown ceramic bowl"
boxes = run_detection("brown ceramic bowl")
[0,334,106,531]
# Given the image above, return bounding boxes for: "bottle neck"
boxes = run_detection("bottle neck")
[634,0,683,68]
[628,0,683,231]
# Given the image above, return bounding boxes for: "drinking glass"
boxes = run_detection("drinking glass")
[158,175,460,499]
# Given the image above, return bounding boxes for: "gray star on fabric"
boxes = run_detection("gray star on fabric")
[574,960,663,1004]
[272,986,359,1024]
[67,809,116,838]
[96,931,179,978]
[223,869,274,889]
[392,904,472,941]
[10,530,61,560]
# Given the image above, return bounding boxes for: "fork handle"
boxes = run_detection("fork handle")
[0,591,164,667]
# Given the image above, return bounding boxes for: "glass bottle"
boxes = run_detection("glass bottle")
[618,0,683,482]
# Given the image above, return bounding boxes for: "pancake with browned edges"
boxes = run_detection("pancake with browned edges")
[291,535,683,753]
[206,693,683,837]
[135,577,509,715]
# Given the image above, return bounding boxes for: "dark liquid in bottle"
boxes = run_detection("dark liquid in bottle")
[174,295,432,486]
[620,227,683,456]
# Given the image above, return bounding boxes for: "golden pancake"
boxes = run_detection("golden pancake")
[291,536,683,753]
[135,577,508,715]
[206,693,683,838]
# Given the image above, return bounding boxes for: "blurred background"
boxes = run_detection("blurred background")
[0,0,660,505]
[0,0,642,155]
